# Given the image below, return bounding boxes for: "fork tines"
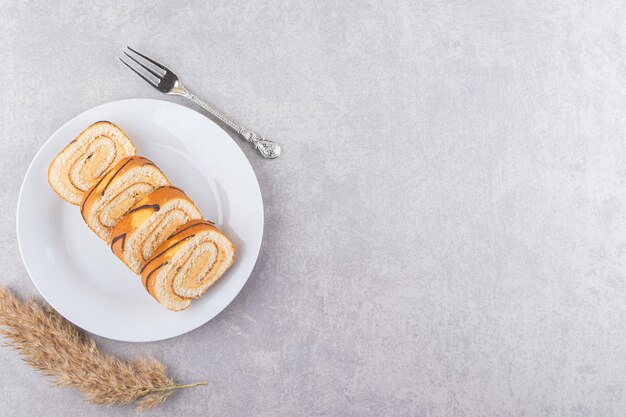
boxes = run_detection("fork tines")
[119,47,173,92]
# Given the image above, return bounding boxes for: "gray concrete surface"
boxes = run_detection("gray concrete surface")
[1,1,625,416]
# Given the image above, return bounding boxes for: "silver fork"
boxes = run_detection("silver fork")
[120,46,281,159]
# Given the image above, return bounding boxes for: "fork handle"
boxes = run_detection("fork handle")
[184,92,281,159]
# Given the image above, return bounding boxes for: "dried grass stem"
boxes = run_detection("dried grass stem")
[0,287,205,411]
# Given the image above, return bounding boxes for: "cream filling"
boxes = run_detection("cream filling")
[153,230,234,311]
[69,137,117,191]
[173,231,233,298]
[49,124,135,204]
[85,166,169,240]
[124,199,201,273]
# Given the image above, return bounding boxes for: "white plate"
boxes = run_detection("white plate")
[16,99,263,342]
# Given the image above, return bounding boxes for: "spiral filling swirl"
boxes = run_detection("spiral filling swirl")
[123,200,201,273]
[48,122,136,205]
[142,222,235,311]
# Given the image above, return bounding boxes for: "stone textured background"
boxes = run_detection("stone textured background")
[1,1,625,416]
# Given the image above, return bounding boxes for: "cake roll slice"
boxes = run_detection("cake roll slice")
[141,220,235,311]
[80,156,170,241]
[110,186,202,274]
[48,121,136,205]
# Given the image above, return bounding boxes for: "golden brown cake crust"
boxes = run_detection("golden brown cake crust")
[109,186,197,271]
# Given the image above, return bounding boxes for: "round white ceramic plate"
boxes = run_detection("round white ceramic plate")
[16,99,263,342]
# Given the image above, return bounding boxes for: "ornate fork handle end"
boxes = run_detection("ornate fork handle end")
[239,128,282,159]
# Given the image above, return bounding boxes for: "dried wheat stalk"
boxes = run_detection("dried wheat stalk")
[0,286,206,411]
